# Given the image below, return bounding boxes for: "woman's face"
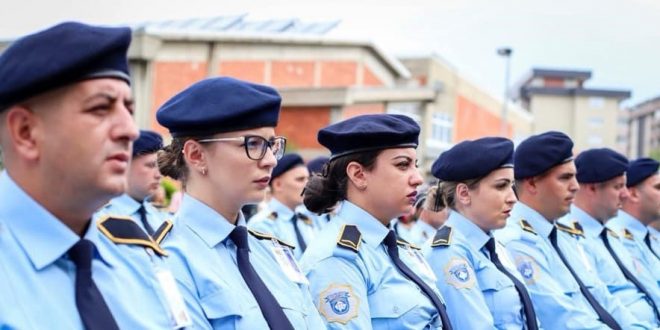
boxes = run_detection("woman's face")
[362,148,424,221]
[463,167,517,232]
[202,127,278,206]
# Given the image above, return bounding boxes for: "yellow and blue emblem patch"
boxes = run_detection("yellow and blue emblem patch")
[515,255,539,284]
[319,284,359,324]
[444,257,475,289]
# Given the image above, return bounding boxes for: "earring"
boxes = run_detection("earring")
[201,168,207,175]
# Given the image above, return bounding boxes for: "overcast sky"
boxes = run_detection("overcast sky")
[2,0,658,106]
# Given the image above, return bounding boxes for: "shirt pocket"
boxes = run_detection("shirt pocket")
[200,289,248,323]
[368,284,421,320]
[477,265,520,325]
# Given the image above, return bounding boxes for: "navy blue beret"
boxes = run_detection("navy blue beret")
[156,77,281,137]
[575,148,628,183]
[318,114,419,160]
[307,156,329,174]
[133,130,163,156]
[514,131,574,180]
[432,137,514,181]
[271,153,305,181]
[626,158,659,187]
[0,22,131,110]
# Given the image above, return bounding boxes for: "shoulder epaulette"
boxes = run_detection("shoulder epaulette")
[248,229,295,249]
[520,219,537,235]
[97,215,167,256]
[623,229,634,240]
[572,221,584,235]
[153,219,173,245]
[268,212,278,220]
[556,222,583,237]
[396,237,421,250]
[607,228,619,239]
[296,212,312,225]
[336,224,362,252]
[431,226,452,248]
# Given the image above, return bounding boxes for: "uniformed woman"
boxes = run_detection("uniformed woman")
[424,137,540,329]
[157,77,324,329]
[300,114,452,329]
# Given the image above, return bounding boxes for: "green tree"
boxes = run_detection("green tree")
[649,148,660,162]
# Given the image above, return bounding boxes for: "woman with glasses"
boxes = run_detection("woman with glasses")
[423,137,539,329]
[157,77,324,329]
[300,114,452,329]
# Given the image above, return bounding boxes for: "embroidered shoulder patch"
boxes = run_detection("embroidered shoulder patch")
[318,284,359,324]
[336,225,362,252]
[515,255,539,285]
[520,220,537,235]
[444,257,476,289]
[431,226,452,247]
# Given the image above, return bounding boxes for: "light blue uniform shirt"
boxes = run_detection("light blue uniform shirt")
[95,193,169,235]
[300,201,444,329]
[162,193,324,329]
[0,171,176,329]
[649,226,660,259]
[297,204,333,233]
[559,206,660,326]
[608,211,660,284]
[494,202,611,329]
[424,211,534,330]
[247,198,316,259]
[408,220,437,247]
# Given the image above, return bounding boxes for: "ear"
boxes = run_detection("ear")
[346,161,367,190]
[5,106,40,162]
[182,140,207,174]
[271,177,282,192]
[586,183,598,195]
[525,177,539,195]
[627,186,640,203]
[455,182,471,206]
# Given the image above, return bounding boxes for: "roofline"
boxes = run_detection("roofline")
[531,68,592,80]
[134,29,411,79]
[278,86,439,106]
[522,86,631,100]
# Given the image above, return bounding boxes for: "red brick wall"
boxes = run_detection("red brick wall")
[277,107,332,149]
[218,61,265,84]
[151,61,208,134]
[341,103,386,119]
[363,67,384,86]
[271,61,315,87]
[320,61,357,87]
[454,95,512,141]
[543,77,564,88]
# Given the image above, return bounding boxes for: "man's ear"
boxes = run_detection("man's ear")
[5,105,40,162]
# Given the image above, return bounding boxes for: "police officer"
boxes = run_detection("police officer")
[248,153,315,259]
[608,158,660,284]
[300,114,452,329]
[95,129,170,240]
[0,22,188,329]
[558,148,660,327]
[424,137,539,329]
[157,77,324,329]
[495,131,637,329]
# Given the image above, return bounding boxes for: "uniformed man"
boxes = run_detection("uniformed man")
[248,153,315,259]
[558,148,660,327]
[608,158,660,284]
[495,131,638,329]
[95,129,170,241]
[0,22,189,329]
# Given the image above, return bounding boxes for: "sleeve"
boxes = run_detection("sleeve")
[305,256,373,330]
[425,247,495,330]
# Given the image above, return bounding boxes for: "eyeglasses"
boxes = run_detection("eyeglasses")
[197,135,287,160]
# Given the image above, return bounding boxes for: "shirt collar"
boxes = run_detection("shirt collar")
[616,210,648,238]
[446,211,491,251]
[177,193,239,248]
[511,202,555,239]
[568,205,604,238]
[0,171,113,270]
[649,226,660,236]
[108,194,142,215]
[336,201,390,246]
[268,198,294,219]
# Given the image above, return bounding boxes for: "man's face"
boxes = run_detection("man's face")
[593,175,628,221]
[534,161,580,220]
[272,165,309,209]
[128,152,162,201]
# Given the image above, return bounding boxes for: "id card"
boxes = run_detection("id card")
[155,269,192,329]
[271,239,309,285]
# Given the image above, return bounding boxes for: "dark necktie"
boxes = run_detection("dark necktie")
[137,203,155,236]
[600,229,660,324]
[229,226,294,330]
[548,227,621,330]
[644,232,660,260]
[68,239,120,330]
[290,214,307,252]
[484,238,539,330]
[383,230,453,329]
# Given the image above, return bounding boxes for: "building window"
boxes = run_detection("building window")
[427,112,453,149]
[588,116,604,128]
[587,135,603,146]
[589,97,604,109]
[387,102,422,123]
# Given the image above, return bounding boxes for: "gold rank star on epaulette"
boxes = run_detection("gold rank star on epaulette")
[336,224,362,252]
[97,215,167,256]
[431,226,452,247]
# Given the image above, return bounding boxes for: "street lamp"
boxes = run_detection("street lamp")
[497,47,512,137]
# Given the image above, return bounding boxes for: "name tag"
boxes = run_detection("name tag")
[155,269,192,329]
[271,239,309,285]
